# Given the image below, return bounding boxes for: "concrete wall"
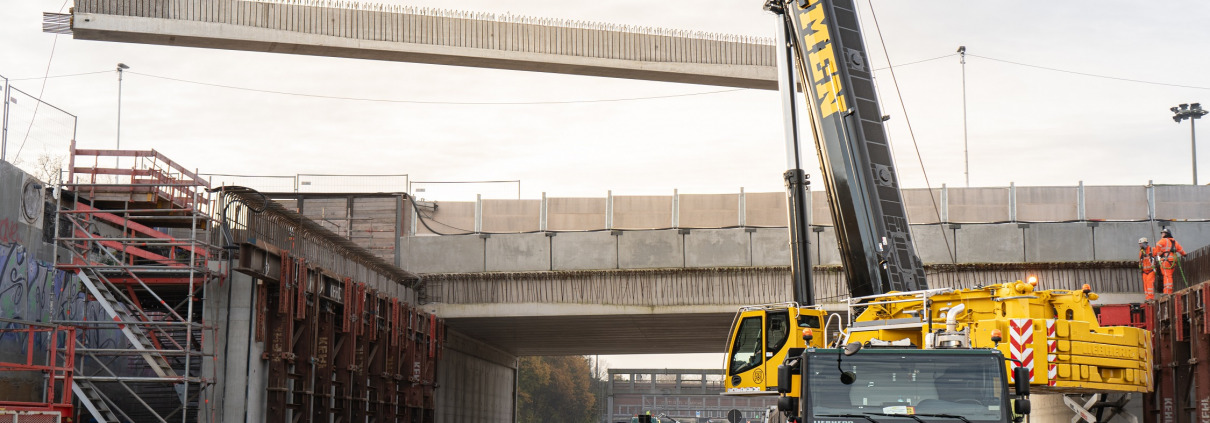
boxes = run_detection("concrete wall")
[437,332,518,423]
[403,234,487,273]
[205,271,267,423]
[0,161,124,403]
[618,229,683,269]
[751,227,791,267]
[1024,222,1093,262]
[405,185,1207,234]
[552,231,616,270]
[485,232,550,272]
[684,228,750,268]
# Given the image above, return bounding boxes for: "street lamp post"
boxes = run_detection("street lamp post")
[116,63,129,151]
[1171,103,1208,185]
[958,46,969,187]
[1,75,9,162]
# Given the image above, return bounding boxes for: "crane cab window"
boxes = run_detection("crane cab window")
[766,311,790,354]
[729,316,763,376]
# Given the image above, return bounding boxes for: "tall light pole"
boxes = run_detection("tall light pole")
[958,46,969,187]
[115,63,129,170]
[1,75,9,162]
[116,63,129,151]
[1171,103,1207,185]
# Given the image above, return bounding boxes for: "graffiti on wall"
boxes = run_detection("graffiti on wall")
[0,218,20,244]
[0,241,124,354]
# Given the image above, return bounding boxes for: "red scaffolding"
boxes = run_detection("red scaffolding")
[53,143,218,423]
[0,319,77,419]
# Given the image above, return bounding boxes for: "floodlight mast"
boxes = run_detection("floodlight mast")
[1171,103,1207,185]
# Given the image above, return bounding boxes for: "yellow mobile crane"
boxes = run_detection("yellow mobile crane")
[723,1,1153,422]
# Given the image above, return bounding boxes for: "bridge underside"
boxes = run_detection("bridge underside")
[437,304,739,356]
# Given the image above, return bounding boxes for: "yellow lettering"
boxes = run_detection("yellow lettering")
[795,2,847,117]
[800,5,830,47]
[808,44,847,116]
[808,43,835,84]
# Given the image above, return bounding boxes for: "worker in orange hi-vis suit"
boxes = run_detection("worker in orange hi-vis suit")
[1154,228,1187,295]
[1138,238,1158,300]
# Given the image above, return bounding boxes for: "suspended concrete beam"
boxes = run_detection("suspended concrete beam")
[66,0,779,89]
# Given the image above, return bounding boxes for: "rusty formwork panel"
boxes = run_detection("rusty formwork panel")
[1145,281,1210,423]
[220,186,438,423]
[239,243,444,423]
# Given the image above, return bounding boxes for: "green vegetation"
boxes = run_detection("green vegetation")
[517,356,605,423]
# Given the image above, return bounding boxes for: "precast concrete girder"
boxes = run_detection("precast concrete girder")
[70,13,778,90]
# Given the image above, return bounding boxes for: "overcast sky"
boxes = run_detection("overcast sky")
[2,0,1209,368]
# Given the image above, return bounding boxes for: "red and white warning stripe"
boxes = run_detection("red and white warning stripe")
[1045,319,1057,385]
[1009,318,1035,383]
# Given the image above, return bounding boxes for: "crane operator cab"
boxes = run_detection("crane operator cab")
[723,305,828,396]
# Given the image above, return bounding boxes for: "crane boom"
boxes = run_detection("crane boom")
[775,0,926,297]
[724,3,1152,423]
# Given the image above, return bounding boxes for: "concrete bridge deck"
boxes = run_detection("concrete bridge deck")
[409,220,1201,355]
[64,0,777,88]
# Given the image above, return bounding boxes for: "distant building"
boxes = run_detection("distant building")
[606,368,774,423]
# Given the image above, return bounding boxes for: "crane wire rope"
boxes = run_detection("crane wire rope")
[129,71,746,105]
[12,0,71,163]
[857,0,957,265]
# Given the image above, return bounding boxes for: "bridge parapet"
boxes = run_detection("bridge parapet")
[411,185,1210,235]
[403,222,1210,279]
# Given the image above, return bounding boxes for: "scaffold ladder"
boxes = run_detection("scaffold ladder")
[1063,393,1139,423]
[72,380,122,423]
[77,271,179,378]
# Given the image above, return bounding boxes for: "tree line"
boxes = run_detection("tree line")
[517,356,608,423]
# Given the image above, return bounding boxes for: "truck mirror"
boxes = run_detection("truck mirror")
[778,364,793,393]
[1013,367,1030,396]
[843,342,862,356]
[777,395,797,412]
[1015,398,1031,415]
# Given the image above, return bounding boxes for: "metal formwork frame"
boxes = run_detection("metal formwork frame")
[236,243,442,423]
[218,187,437,423]
[1146,282,1210,423]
